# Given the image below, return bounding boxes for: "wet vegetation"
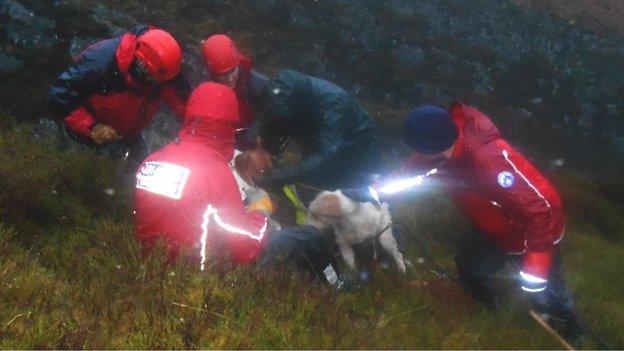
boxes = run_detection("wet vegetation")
[1,123,623,348]
[1,0,623,348]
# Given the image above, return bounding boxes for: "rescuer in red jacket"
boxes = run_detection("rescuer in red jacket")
[48,26,189,162]
[134,82,340,278]
[400,103,580,337]
[134,82,269,267]
[202,34,268,130]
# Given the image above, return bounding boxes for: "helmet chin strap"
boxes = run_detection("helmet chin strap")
[128,59,159,89]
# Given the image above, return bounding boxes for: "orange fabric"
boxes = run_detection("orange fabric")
[247,196,276,215]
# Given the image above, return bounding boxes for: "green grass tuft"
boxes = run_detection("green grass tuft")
[1,126,622,349]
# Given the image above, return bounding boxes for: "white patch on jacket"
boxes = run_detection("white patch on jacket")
[307,190,406,272]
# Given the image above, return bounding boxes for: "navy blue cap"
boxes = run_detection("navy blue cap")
[401,105,458,155]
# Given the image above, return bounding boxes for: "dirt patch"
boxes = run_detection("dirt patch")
[515,0,624,35]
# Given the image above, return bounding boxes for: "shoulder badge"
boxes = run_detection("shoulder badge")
[497,171,515,188]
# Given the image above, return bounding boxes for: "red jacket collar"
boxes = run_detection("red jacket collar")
[449,101,502,162]
[449,101,468,161]
[116,26,158,91]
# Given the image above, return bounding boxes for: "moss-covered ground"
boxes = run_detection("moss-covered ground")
[1,123,622,349]
[2,0,624,348]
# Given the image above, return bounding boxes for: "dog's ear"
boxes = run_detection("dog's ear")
[316,193,343,218]
[309,192,343,217]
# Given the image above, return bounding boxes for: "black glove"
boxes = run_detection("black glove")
[253,169,287,188]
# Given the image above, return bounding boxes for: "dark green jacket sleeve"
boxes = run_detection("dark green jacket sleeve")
[272,107,346,184]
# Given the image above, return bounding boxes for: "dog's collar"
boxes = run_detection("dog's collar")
[374,220,393,239]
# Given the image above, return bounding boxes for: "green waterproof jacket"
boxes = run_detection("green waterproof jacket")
[256,69,381,189]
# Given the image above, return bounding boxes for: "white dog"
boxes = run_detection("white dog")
[307,190,407,272]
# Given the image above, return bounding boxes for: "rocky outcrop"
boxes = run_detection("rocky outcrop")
[1,0,623,166]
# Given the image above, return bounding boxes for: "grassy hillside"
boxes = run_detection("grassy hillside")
[1,124,622,349]
[2,0,624,348]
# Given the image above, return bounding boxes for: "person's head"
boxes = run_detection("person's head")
[401,105,458,166]
[202,34,241,89]
[234,148,274,185]
[130,28,182,85]
[183,82,240,159]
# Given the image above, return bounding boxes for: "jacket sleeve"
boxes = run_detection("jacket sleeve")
[272,108,345,184]
[211,163,270,265]
[63,106,97,138]
[476,143,563,279]
[48,39,120,137]
[48,56,102,138]
[248,70,270,105]
[47,41,116,119]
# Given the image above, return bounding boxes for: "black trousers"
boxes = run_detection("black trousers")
[259,225,339,282]
[454,230,574,315]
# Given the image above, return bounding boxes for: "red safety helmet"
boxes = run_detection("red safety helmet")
[134,29,182,82]
[202,34,240,75]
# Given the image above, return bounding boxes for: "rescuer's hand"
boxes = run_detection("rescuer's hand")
[90,123,119,144]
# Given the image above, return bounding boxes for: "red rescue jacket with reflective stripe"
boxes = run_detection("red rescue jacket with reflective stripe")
[48,27,187,139]
[134,83,268,265]
[406,102,565,278]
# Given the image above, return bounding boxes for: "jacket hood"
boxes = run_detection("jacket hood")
[116,26,155,89]
[181,82,240,159]
[266,69,312,122]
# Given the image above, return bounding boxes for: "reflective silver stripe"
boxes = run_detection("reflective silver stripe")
[520,271,548,283]
[199,205,268,271]
[522,286,546,293]
[502,150,551,208]
[200,206,215,271]
[553,226,565,245]
[213,212,267,242]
